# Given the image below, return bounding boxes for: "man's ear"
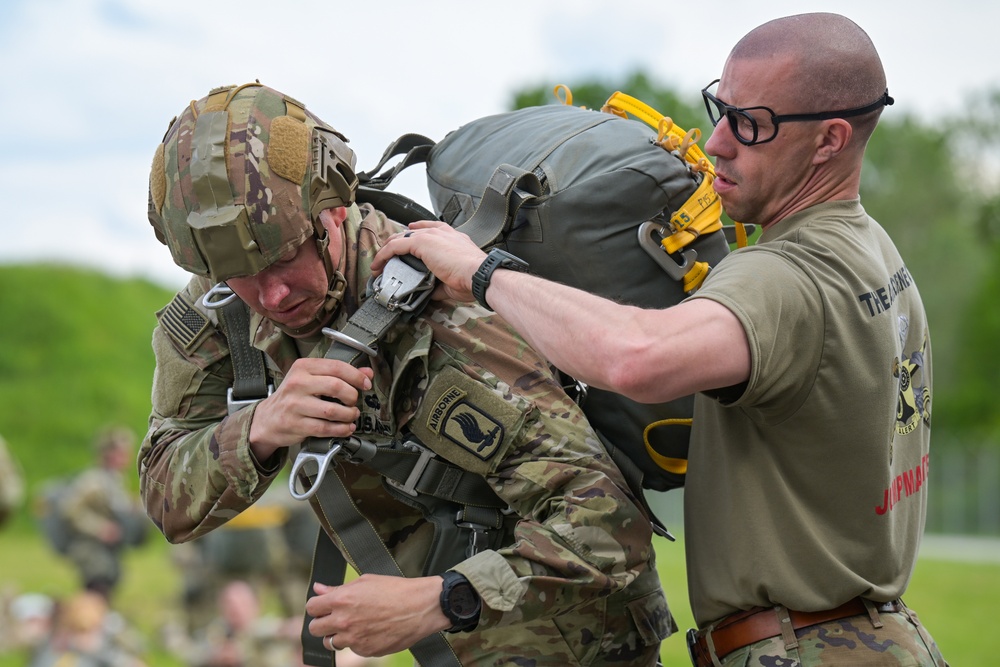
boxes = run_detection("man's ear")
[814,119,853,164]
[318,206,348,230]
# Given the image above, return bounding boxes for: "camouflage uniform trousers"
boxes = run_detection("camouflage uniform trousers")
[712,606,948,667]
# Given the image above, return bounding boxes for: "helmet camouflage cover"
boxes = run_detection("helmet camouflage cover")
[148,82,358,283]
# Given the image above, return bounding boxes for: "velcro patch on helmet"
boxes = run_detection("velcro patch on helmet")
[269,115,310,185]
[150,143,166,214]
[408,366,524,476]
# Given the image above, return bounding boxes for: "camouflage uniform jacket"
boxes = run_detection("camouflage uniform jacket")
[62,467,134,542]
[140,204,672,665]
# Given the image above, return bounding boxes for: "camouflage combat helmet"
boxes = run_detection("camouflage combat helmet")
[148,82,358,335]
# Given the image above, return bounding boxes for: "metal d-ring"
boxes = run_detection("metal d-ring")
[288,443,343,501]
[203,282,239,309]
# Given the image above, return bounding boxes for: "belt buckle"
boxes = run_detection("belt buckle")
[685,628,700,666]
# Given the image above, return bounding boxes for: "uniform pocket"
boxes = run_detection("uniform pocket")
[626,588,677,647]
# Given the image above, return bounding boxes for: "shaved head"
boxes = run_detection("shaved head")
[730,13,887,137]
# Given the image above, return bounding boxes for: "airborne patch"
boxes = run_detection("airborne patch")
[410,366,525,476]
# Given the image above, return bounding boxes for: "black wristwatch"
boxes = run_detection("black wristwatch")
[439,571,481,633]
[471,248,529,310]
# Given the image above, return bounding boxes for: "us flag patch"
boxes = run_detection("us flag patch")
[160,293,209,350]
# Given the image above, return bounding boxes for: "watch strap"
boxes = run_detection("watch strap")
[471,249,528,310]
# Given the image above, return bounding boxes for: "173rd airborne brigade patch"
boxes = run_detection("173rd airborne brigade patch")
[408,366,525,476]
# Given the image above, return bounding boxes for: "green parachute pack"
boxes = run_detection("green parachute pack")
[358,87,751,513]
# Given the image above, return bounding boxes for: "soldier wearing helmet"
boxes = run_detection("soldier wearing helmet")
[140,82,672,665]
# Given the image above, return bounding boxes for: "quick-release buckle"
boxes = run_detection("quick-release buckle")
[386,441,437,497]
[456,512,491,558]
[369,256,435,312]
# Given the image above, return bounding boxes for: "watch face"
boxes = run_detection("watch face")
[449,584,479,618]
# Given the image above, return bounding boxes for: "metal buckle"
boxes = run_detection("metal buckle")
[368,256,435,312]
[226,384,274,416]
[288,440,344,501]
[685,628,700,667]
[456,511,491,558]
[637,221,699,282]
[385,442,437,497]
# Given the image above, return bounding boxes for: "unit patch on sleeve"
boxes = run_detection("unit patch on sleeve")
[408,366,526,476]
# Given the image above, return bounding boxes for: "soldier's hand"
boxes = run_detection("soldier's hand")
[248,358,374,461]
[373,220,486,304]
[99,521,123,545]
[305,574,451,657]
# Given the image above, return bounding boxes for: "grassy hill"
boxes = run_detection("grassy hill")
[0,262,176,521]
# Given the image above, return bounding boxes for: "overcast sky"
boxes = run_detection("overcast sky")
[2,0,997,290]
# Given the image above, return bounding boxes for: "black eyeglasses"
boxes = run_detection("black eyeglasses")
[701,79,894,146]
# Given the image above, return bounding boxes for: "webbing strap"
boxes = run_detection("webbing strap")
[325,295,401,366]
[365,448,507,508]
[734,221,750,248]
[304,471,463,667]
[217,299,270,402]
[297,273,461,666]
[451,164,543,249]
[301,527,347,666]
[356,133,436,191]
[452,113,615,250]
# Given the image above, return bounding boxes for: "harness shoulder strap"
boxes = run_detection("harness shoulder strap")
[294,261,467,667]
[215,295,272,413]
[302,473,464,667]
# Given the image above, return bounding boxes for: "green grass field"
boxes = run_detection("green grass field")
[1,529,996,666]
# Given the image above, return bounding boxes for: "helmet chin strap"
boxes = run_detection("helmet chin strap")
[273,228,346,339]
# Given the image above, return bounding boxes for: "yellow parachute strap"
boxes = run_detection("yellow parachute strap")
[643,418,691,475]
[682,259,712,292]
[601,91,724,260]
[223,503,290,530]
[661,175,724,255]
[734,221,750,248]
[554,84,574,106]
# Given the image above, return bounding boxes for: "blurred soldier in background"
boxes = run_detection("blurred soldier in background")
[0,433,25,528]
[27,590,147,667]
[169,485,318,639]
[172,580,296,667]
[59,426,149,600]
